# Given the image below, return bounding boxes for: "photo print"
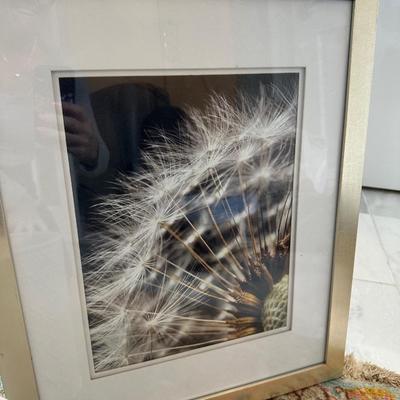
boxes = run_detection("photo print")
[58,71,301,373]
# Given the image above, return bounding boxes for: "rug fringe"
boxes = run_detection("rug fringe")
[344,354,400,388]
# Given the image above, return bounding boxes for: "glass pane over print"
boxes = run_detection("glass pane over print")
[58,72,301,372]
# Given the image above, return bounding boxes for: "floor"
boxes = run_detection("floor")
[346,188,400,373]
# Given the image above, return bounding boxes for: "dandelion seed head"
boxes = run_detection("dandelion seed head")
[85,86,297,371]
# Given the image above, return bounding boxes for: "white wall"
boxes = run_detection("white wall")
[363,0,400,191]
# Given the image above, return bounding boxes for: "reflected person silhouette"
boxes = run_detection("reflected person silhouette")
[62,101,102,169]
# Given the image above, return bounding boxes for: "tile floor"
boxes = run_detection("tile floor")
[346,188,400,373]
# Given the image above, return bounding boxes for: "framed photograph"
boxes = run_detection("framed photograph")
[0,1,378,399]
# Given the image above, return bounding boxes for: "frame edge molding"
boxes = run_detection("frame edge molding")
[0,199,40,400]
[326,0,379,373]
